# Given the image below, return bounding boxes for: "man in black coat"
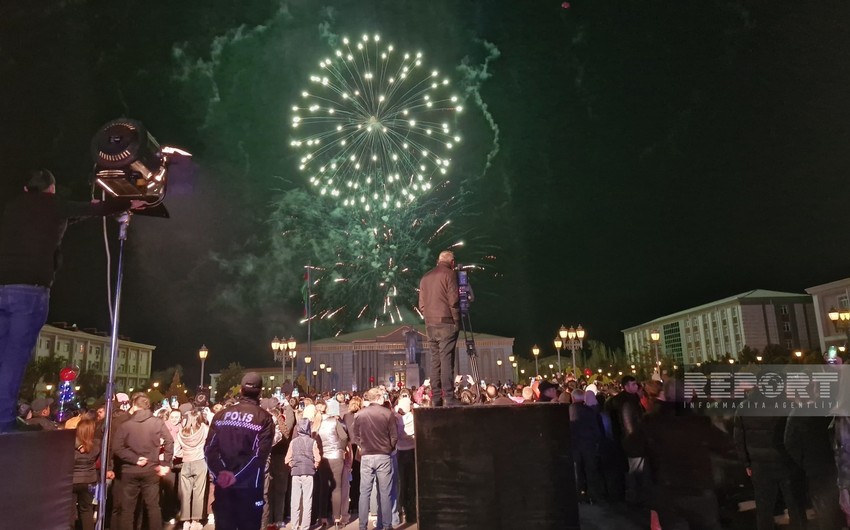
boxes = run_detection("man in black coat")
[734,388,806,530]
[604,376,646,504]
[114,394,174,530]
[628,379,729,530]
[418,250,461,407]
[569,389,604,502]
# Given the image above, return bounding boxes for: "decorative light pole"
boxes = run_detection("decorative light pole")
[564,325,586,374]
[532,345,540,377]
[198,344,209,389]
[829,307,850,350]
[319,363,326,391]
[649,330,661,372]
[508,354,517,382]
[558,325,569,373]
[271,336,298,386]
[326,366,332,391]
[269,375,275,394]
[304,356,312,389]
[496,358,503,381]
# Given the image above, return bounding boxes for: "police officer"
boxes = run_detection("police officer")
[205,372,275,529]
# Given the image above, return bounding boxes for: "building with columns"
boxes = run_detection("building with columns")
[805,277,850,352]
[36,323,155,392]
[211,324,515,398]
[622,289,819,366]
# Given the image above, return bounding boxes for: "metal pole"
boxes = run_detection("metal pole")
[291,352,295,387]
[95,212,130,530]
[200,357,205,389]
[281,350,285,386]
[557,346,562,375]
[571,344,577,374]
[653,342,660,368]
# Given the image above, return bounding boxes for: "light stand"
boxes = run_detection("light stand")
[90,119,189,530]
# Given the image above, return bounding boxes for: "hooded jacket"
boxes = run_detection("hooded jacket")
[286,418,321,476]
[205,396,275,489]
[114,409,174,475]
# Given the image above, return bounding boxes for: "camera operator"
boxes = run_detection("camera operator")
[418,250,461,407]
[0,169,146,433]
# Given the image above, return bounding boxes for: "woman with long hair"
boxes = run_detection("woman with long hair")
[71,416,100,530]
[176,409,209,530]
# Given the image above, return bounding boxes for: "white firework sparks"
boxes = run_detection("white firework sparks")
[290,33,463,211]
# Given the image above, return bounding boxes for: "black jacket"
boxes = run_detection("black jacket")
[784,411,835,479]
[418,262,460,325]
[73,439,101,485]
[205,397,275,489]
[569,403,603,452]
[114,409,174,475]
[605,390,644,456]
[352,403,397,456]
[734,392,799,474]
[0,192,128,287]
[628,400,730,490]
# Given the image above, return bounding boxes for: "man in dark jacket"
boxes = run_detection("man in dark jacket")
[604,376,645,504]
[569,389,604,502]
[734,388,806,530]
[0,169,143,433]
[418,250,460,407]
[628,379,729,530]
[352,388,398,530]
[205,372,275,530]
[114,394,174,530]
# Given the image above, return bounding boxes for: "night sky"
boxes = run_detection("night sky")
[2,1,849,386]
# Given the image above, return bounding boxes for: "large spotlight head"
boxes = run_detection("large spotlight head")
[91,119,190,215]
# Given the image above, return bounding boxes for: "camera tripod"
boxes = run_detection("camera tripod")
[458,267,482,402]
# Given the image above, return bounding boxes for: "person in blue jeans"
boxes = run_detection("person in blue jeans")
[0,169,142,433]
[352,388,398,530]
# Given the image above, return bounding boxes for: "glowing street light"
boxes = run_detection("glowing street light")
[563,325,586,374]
[649,330,661,373]
[272,335,298,385]
[198,344,209,389]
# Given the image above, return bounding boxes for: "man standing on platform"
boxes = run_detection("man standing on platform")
[418,250,460,407]
[0,169,144,433]
[353,388,398,530]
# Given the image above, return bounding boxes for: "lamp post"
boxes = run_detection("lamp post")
[326,366,332,391]
[564,325,586,374]
[319,363,326,391]
[198,344,208,389]
[532,345,540,377]
[304,356,312,389]
[793,350,803,359]
[548,363,554,378]
[269,375,275,395]
[271,336,298,386]
[649,330,661,373]
[558,325,569,373]
[508,354,516,382]
[496,358,503,381]
[829,307,850,351]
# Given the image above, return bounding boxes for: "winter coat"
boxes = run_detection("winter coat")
[205,397,275,489]
[114,409,174,475]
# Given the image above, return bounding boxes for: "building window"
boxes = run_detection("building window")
[840,295,850,309]
[783,322,792,332]
[785,339,794,349]
[780,305,789,315]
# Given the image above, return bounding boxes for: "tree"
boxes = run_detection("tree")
[217,362,245,401]
[20,356,63,401]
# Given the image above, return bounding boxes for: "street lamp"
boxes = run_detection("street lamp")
[496,358,503,381]
[532,345,540,377]
[756,355,763,362]
[304,356,312,387]
[272,336,298,386]
[326,366,332,391]
[564,325,586,374]
[794,350,803,359]
[153,381,159,389]
[649,330,661,372]
[198,344,209,389]
[269,375,275,394]
[319,362,326,391]
[558,325,569,372]
[508,354,517,382]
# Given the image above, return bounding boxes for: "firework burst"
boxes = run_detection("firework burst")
[290,33,463,212]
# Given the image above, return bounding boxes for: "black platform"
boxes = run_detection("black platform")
[0,429,76,529]
[413,404,579,530]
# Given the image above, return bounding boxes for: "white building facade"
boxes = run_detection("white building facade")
[36,323,155,391]
[622,289,819,366]
[805,277,850,353]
